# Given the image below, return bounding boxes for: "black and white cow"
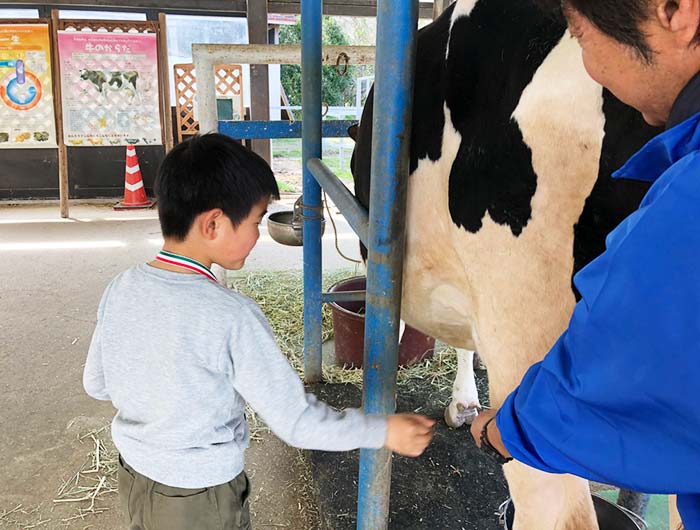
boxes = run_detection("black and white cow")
[79,69,139,101]
[351,1,660,528]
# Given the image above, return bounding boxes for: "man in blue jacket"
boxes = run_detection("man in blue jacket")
[470,0,700,528]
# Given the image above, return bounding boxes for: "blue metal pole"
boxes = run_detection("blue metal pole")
[218,119,356,140]
[308,158,370,247]
[301,0,323,383]
[356,1,419,529]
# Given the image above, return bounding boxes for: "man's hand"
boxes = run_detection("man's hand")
[470,408,497,447]
[384,414,436,457]
[470,408,512,460]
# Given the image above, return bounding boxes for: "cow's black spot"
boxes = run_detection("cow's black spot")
[444,0,565,236]
[350,0,659,282]
[351,5,454,214]
[571,89,659,297]
[447,121,540,236]
[408,4,453,172]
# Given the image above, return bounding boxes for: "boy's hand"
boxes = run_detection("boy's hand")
[384,414,436,457]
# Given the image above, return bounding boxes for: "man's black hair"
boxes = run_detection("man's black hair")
[559,0,700,63]
[155,133,280,240]
[564,0,656,61]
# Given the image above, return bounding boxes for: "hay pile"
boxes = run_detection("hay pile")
[52,424,118,524]
[228,269,462,394]
[0,505,51,530]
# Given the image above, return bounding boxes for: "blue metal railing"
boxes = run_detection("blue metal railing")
[304,1,419,528]
[218,119,356,140]
[301,0,324,384]
[307,158,369,246]
[354,2,419,528]
[220,0,418,525]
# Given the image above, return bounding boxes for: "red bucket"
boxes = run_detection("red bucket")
[328,276,435,368]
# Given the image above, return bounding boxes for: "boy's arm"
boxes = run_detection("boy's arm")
[227,303,387,452]
[83,290,111,401]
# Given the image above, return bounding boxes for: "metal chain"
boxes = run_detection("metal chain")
[335,52,350,77]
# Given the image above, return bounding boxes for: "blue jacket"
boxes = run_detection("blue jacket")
[497,84,700,528]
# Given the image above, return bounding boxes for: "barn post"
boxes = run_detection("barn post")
[50,10,69,219]
[157,12,174,153]
[247,0,272,164]
[301,0,324,383]
[356,0,419,528]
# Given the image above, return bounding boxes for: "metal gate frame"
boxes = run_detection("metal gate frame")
[301,3,419,528]
[204,2,419,525]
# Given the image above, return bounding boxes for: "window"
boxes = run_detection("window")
[165,14,250,105]
[0,9,39,19]
[166,14,247,61]
[58,10,147,21]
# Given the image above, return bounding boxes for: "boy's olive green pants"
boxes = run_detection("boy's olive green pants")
[118,455,252,530]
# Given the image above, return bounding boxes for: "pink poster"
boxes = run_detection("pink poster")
[58,31,162,147]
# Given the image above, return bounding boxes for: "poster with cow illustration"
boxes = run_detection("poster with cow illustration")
[0,24,57,148]
[57,31,162,147]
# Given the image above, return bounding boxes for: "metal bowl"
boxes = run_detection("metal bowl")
[266,211,325,246]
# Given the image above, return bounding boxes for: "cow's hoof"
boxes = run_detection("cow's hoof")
[444,401,479,428]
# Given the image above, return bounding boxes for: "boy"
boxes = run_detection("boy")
[83,134,435,530]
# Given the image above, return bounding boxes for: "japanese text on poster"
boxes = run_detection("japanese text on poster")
[58,31,162,147]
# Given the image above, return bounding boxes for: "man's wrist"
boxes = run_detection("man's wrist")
[480,416,513,464]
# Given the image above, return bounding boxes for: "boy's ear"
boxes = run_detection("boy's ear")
[199,209,224,240]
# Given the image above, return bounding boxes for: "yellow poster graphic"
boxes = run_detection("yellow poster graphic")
[0,24,57,148]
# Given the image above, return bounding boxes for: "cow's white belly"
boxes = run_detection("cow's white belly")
[401,111,476,349]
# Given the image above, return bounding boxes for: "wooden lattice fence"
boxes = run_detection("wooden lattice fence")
[174,63,245,143]
[58,20,159,33]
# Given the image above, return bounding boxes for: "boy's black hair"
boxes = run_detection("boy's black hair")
[155,133,280,240]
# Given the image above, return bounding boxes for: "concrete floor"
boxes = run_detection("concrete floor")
[0,201,673,530]
[0,200,361,529]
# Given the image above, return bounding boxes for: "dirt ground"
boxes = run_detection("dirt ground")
[271,158,354,194]
[0,202,360,530]
[272,158,304,193]
[306,381,509,530]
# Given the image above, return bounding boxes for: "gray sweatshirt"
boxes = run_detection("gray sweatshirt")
[83,264,386,488]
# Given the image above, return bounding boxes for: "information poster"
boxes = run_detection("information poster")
[0,24,57,148]
[58,31,162,147]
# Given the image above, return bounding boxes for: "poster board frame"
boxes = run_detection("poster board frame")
[51,15,166,217]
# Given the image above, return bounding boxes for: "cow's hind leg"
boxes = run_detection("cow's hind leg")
[444,348,481,428]
[669,495,683,530]
[504,461,599,530]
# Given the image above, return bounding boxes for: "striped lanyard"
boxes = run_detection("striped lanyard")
[155,250,217,282]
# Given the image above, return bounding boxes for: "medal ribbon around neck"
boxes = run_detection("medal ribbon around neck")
[155,250,217,282]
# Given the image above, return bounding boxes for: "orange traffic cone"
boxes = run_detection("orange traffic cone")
[114,145,154,210]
